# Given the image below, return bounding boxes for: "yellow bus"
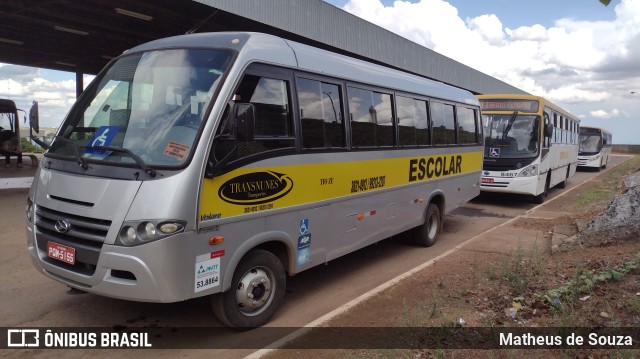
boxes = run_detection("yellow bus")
[26,32,483,328]
[478,94,579,203]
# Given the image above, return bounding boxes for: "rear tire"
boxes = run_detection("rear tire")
[414,203,441,247]
[212,249,286,330]
[558,166,570,189]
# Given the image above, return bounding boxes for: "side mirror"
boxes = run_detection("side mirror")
[29,101,49,150]
[544,123,554,138]
[205,103,255,178]
[236,103,255,142]
[29,101,39,133]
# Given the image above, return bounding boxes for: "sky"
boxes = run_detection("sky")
[0,0,639,143]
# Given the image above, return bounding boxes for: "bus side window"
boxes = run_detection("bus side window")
[297,78,345,149]
[397,96,430,147]
[348,86,394,148]
[456,107,477,144]
[233,74,295,159]
[431,101,456,145]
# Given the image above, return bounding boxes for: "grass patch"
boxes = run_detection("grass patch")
[572,155,640,209]
[544,252,640,306]
[574,190,612,206]
[496,242,545,294]
[627,297,640,315]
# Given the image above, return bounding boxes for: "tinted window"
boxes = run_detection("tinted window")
[297,78,345,148]
[457,107,477,144]
[431,102,456,145]
[397,96,430,146]
[232,74,294,159]
[348,86,394,147]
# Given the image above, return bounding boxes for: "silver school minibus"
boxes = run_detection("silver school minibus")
[26,32,483,328]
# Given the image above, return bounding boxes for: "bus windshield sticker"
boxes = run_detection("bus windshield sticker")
[194,251,223,293]
[489,148,501,157]
[85,126,120,156]
[163,141,190,160]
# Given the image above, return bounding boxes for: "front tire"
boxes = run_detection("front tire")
[533,174,550,204]
[414,203,441,247]
[212,249,286,329]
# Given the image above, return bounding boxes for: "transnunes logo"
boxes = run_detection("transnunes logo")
[4,329,152,348]
[218,171,294,205]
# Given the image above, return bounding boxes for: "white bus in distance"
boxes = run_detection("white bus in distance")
[578,126,612,170]
[26,32,483,329]
[478,94,580,203]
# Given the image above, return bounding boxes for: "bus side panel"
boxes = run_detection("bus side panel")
[198,149,482,291]
[549,143,578,188]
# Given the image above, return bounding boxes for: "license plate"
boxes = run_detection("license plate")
[47,241,76,265]
[481,177,494,184]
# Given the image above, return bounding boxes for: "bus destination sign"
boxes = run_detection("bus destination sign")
[480,99,539,113]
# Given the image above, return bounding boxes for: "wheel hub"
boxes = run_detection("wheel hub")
[235,267,273,316]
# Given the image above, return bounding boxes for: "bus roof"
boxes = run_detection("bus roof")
[125,32,478,107]
[0,99,18,113]
[579,126,612,135]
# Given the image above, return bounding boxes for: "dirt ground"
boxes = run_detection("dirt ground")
[265,156,640,359]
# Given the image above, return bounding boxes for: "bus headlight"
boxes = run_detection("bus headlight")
[517,164,538,177]
[116,220,186,246]
[120,226,137,245]
[141,222,156,240]
[25,198,34,224]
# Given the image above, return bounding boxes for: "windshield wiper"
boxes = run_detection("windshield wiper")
[91,146,157,178]
[54,136,89,170]
[501,111,519,139]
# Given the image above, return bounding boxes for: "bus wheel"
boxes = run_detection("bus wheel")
[558,166,570,189]
[533,174,550,204]
[414,203,441,247]
[212,249,286,329]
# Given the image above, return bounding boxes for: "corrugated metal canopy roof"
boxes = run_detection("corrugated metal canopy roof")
[1,0,526,95]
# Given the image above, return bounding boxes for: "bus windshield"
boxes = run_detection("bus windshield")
[579,133,602,154]
[49,49,232,167]
[482,114,539,159]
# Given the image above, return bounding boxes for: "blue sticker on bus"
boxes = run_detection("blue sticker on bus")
[85,126,120,155]
[297,233,311,250]
[299,218,309,236]
[297,247,310,266]
[297,233,311,265]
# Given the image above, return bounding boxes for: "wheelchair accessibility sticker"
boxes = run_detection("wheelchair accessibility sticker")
[85,126,120,156]
[297,219,311,265]
[489,147,501,158]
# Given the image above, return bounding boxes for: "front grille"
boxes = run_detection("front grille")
[35,206,112,275]
[481,182,509,188]
[483,162,518,172]
[483,157,536,172]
